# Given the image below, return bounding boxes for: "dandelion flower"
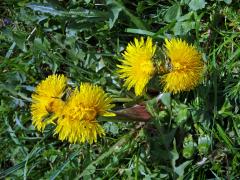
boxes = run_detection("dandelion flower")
[162,38,204,94]
[118,37,156,96]
[31,74,67,131]
[55,83,115,144]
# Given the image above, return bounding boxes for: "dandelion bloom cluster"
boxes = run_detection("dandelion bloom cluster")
[31,37,205,143]
[117,37,156,96]
[31,75,115,144]
[31,74,67,131]
[161,38,204,94]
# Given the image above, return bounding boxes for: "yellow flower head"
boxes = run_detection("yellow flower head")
[118,37,156,96]
[31,74,67,131]
[162,38,204,94]
[54,83,115,144]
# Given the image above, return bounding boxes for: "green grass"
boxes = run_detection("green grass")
[0,0,240,179]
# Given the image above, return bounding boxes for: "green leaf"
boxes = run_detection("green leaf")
[223,0,232,4]
[27,3,108,18]
[12,31,27,52]
[218,100,233,118]
[181,0,191,4]
[109,0,147,30]
[164,4,181,23]
[146,98,159,117]
[84,0,91,4]
[189,0,206,11]
[108,5,122,29]
[175,160,192,177]
[79,165,96,177]
[27,3,62,16]
[216,124,233,150]
[126,28,165,39]
[174,104,189,125]
[177,12,193,22]
[173,21,195,35]
[33,38,50,52]
[103,122,119,135]
[159,93,171,108]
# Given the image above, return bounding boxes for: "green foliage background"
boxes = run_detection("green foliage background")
[0,0,240,179]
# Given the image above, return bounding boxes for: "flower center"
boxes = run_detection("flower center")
[173,62,187,70]
[82,107,97,121]
[140,61,154,74]
[46,99,64,113]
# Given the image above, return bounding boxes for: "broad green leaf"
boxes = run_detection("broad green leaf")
[27,3,108,18]
[108,0,147,30]
[108,5,122,29]
[84,0,91,3]
[164,4,181,23]
[224,0,232,4]
[175,104,189,125]
[103,122,119,135]
[177,12,193,22]
[159,93,171,108]
[79,165,96,177]
[126,28,165,39]
[33,38,50,52]
[12,31,27,52]
[27,3,62,16]
[173,21,195,35]
[189,0,206,11]
[175,160,192,177]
